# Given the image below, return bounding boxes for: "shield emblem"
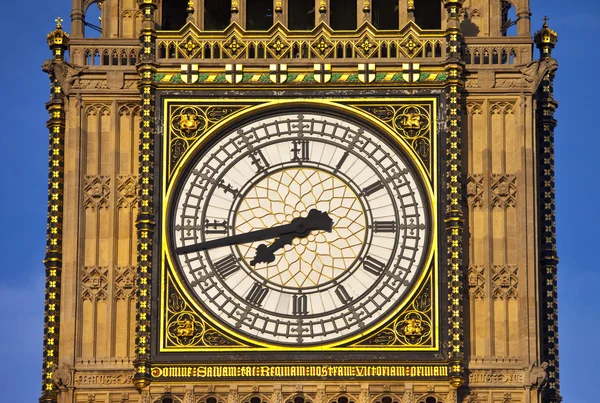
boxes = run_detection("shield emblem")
[314,64,332,83]
[181,64,199,84]
[226,64,244,84]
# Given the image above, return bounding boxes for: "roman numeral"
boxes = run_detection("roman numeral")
[213,254,241,278]
[373,221,397,233]
[291,140,310,162]
[335,152,349,172]
[245,282,269,306]
[361,180,385,197]
[249,150,270,173]
[292,294,308,315]
[363,255,386,276]
[335,285,353,304]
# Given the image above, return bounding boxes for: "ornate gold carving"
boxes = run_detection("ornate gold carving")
[84,176,110,209]
[165,275,248,348]
[490,174,517,208]
[349,279,433,347]
[168,104,251,175]
[398,35,423,58]
[319,1,327,14]
[81,266,109,301]
[311,35,335,59]
[179,112,203,133]
[223,35,246,59]
[403,318,424,336]
[357,104,432,171]
[466,174,484,208]
[468,265,485,300]
[399,113,422,130]
[355,33,379,58]
[267,35,291,59]
[178,34,202,59]
[492,265,518,299]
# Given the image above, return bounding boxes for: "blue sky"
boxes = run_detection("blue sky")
[0,0,598,401]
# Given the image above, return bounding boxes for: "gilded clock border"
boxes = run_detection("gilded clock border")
[158,97,439,352]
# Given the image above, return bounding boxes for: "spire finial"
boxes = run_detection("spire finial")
[186,0,195,20]
[534,15,558,59]
[55,17,63,30]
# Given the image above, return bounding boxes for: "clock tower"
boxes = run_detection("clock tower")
[40,1,560,403]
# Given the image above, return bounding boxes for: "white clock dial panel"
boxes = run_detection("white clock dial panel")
[169,111,430,345]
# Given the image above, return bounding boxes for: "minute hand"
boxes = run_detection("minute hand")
[175,209,333,255]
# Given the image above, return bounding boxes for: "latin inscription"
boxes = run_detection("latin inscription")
[152,364,449,379]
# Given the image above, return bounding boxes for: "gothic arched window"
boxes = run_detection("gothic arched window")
[162,0,188,30]
[331,396,356,403]
[330,0,357,30]
[84,1,102,38]
[204,0,231,30]
[374,395,401,403]
[287,395,308,403]
[288,0,315,30]
[246,0,273,30]
[414,0,442,30]
[501,0,517,36]
[373,0,399,30]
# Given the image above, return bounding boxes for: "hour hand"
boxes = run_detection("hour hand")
[250,233,297,266]
[250,209,333,266]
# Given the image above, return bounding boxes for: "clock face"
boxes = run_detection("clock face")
[168,111,430,345]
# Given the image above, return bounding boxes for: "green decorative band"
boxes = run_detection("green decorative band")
[154,71,447,85]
